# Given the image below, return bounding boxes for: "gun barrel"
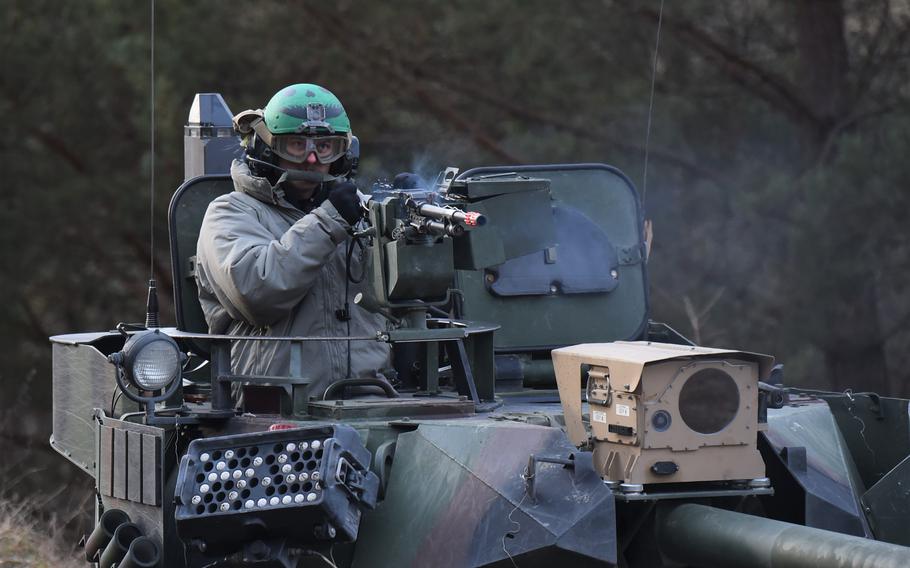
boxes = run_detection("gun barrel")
[425,219,464,237]
[657,503,910,568]
[415,203,486,227]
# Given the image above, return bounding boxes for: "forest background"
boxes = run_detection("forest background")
[1,0,909,560]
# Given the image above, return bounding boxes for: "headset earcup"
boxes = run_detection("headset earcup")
[330,135,359,177]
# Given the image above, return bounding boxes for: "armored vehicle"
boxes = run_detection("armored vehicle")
[50,94,910,567]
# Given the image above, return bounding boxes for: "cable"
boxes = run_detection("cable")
[347,237,366,284]
[342,236,365,380]
[110,382,124,417]
[342,237,366,382]
[501,491,527,568]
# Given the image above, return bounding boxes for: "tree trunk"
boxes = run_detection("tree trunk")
[820,278,890,395]
[791,0,851,130]
[790,0,893,395]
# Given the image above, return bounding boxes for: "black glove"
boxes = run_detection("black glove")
[392,172,422,190]
[327,181,363,226]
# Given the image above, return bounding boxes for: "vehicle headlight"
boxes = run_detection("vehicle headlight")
[131,337,182,390]
[109,330,184,400]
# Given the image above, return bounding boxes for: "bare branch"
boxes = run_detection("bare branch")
[814,99,910,166]
[630,5,822,130]
[119,229,174,302]
[2,90,91,174]
[18,299,49,343]
[682,295,702,345]
[419,72,730,187]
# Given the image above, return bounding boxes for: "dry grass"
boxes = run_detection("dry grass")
[0,496,86,568]
[0,428,95,568]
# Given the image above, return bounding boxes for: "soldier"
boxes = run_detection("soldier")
[194,83,391,400]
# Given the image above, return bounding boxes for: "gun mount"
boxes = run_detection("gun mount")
[341,172,555,402]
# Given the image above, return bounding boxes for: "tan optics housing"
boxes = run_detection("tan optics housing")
[554,342,774,485]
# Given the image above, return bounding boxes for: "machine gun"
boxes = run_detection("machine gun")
[384,191,486,239]
[350,169,554,401]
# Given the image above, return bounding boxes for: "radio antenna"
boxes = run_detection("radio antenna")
[641,0,665,206]
[145,0,159,328]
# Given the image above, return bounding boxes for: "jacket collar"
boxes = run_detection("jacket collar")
[230,159,298,210]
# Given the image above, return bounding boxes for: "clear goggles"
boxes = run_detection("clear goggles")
[271,135,349,164]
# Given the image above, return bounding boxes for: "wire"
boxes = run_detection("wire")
[501,491,527,568]
[347,237,366,284]
[641,0,665,206]
[110,382,124,417]
[342,237,365,382]
[302,549,338,568]
[342,236,365,380]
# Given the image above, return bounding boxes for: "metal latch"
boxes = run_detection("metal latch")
[585,367,612,406]
[187,255,197,279]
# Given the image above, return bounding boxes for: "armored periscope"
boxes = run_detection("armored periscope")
[48,93,910,567]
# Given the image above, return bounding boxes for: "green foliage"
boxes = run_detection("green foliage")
[1,0,909,430]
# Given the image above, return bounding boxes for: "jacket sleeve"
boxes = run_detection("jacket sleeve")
[197,193,350,327]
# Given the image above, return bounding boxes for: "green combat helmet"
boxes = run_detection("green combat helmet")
[232,83,357,182]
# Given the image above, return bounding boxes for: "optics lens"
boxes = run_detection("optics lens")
[651,410,672,432]
[131,339,181,390]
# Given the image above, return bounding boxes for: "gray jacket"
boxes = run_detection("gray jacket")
[195,160,391,397]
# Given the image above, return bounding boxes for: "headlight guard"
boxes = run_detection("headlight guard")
[109,329,184,403]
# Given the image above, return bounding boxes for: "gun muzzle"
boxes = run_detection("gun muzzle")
[415,203,486,227]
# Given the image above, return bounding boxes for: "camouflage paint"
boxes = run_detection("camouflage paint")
[352,421,616,567]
